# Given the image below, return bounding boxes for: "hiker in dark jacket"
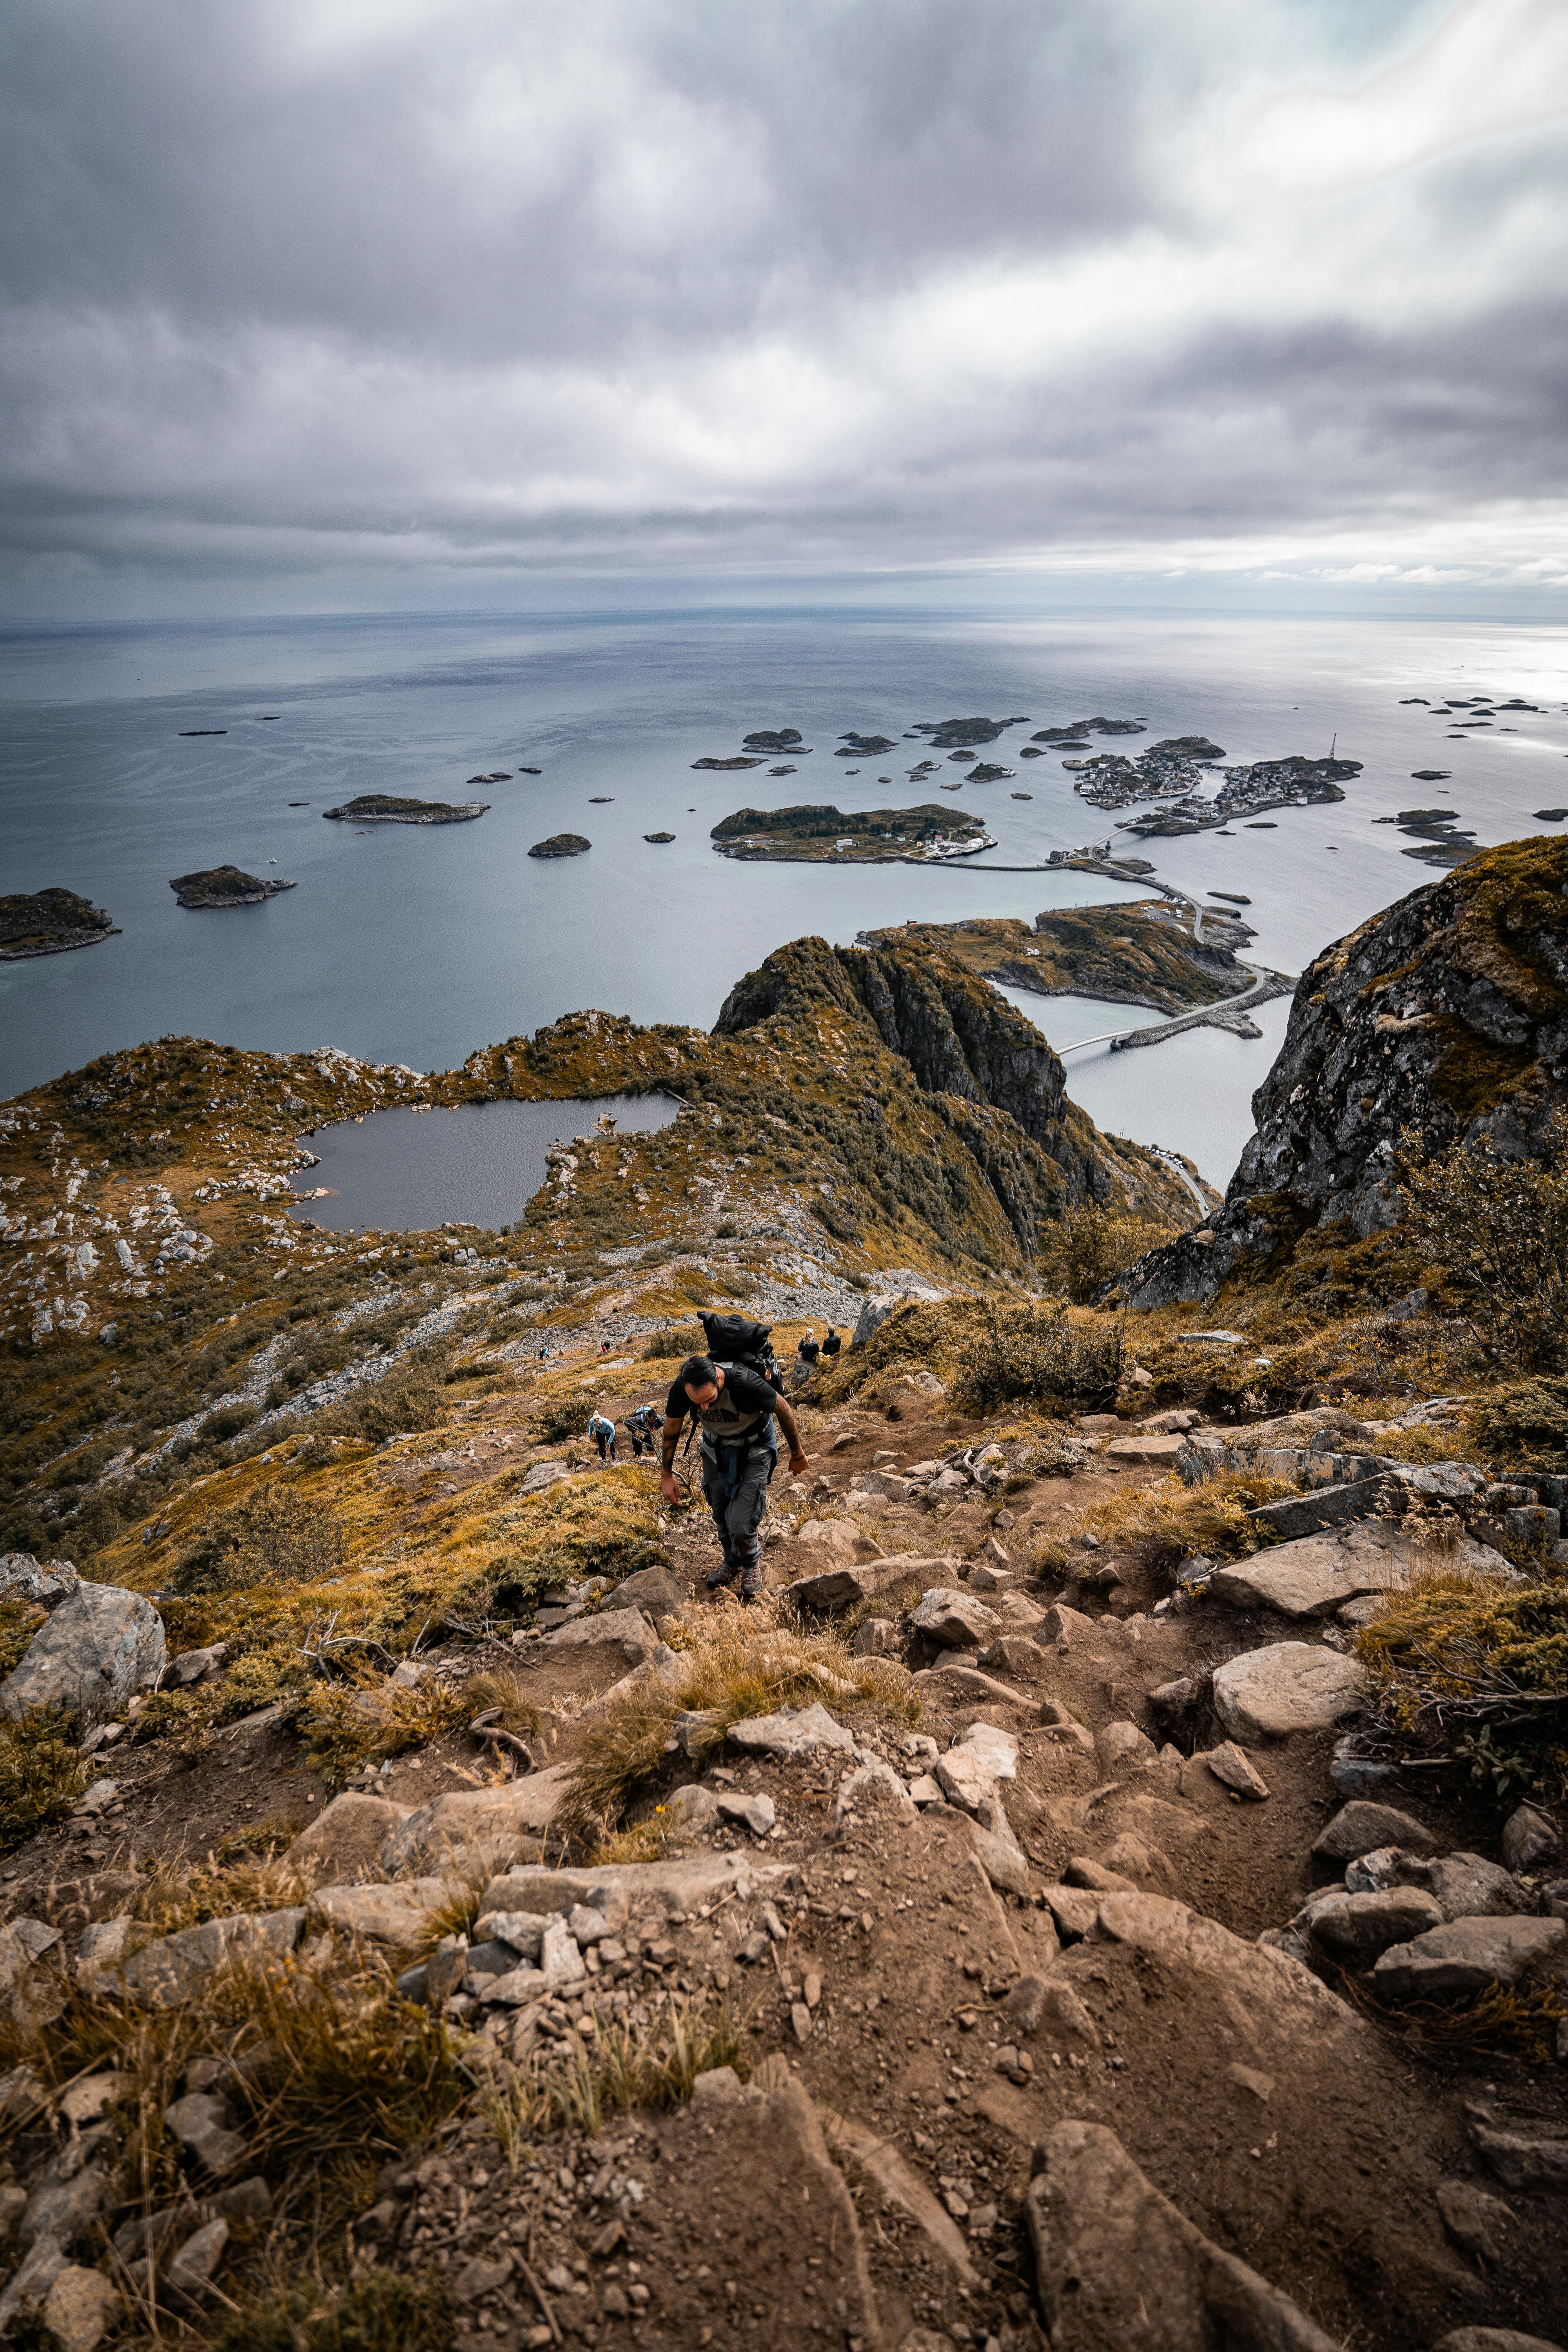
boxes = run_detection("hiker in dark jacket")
[792,1329,820,1390]
[821,1326,841,1363]
[623,1403,659,1458]
[660,1355,808,1601]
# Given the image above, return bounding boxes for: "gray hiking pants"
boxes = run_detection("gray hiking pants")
[701,1441,776,1572]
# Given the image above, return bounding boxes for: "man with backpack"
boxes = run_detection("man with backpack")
[623,1403,659,1459]
[659,1314,808,1601]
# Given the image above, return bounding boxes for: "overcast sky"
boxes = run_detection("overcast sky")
[2,0,1565,615]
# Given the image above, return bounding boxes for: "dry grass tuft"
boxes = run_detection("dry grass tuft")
[296,1674,475,1784]
[216,2270,455,2351]
[561,1610,917,1831]
[483,1989,753,2167]
[1084,1468,1298,1576]
[132,1849,314,1935]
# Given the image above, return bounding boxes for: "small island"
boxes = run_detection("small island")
[644,831,676,843]
[710,802,994,863]
[861,907,1253,1016]
[322,795,488,824]
[0,887,120,960]
[529,833,592,859]
[742,728,804,751]
[691,756,764,771]
[169,865,298,909]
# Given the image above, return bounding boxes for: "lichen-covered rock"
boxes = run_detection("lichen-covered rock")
[0,1583,165,1726]
[1211,1642,1367,1744]
[1120,838,1568,1305]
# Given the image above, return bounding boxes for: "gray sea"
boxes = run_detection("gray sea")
[3,608,1565,1189]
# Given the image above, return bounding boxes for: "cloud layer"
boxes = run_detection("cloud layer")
[2,0,1565,607]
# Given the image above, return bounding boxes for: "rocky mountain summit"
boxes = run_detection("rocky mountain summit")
[1122,835,1568,1307]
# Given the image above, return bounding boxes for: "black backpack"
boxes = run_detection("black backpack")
[699,1311,780,1388]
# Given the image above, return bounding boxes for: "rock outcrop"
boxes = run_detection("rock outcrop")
[1120,837,1568,1305]
[168,866,297,909]
[714,932,1189,1243]
[0,890,120,960]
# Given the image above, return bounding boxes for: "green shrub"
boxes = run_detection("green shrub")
[949,1302,1124,1417]
[1038,1203,1181,1304]
[1467,1378,1568,1471]
[1399,1114,1568,1371]
[171,1483,343,1595]
[0,1710,93,1849]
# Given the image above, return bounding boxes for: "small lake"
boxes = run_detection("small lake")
[288,1093,682,1233]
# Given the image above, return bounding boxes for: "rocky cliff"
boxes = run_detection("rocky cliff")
[713,932,1191,1244]
[1121,836,1568,1307]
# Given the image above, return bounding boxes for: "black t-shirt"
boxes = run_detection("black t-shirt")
[665,1363,782,1443]
[822,1333,841,1357]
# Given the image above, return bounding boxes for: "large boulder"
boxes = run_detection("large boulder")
[911,1589,999,1650]
[379,1768,575,1873]
[1370,1915,1566,2002]
[289,1792,411,1882]
[1210,1642,1367,1744]
[541,1608,656,1666]
[1312,1801,1436,1866]
[603,1567,686,1628]
[1027,2119,1341,2351]
[309,1879,460,1949]
[0,1583,165,1726]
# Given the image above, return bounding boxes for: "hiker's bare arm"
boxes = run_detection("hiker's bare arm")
[773,1394,809,1476]
[659,1411,685,1503]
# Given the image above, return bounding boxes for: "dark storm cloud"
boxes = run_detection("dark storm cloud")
[0,0,1565,603]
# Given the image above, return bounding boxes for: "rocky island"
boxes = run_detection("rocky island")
[528,833,591,858]
[710,801,995,862]
[167,866,298,909]
[0,887,120,959]
[860,904,1258,1016]
[1066,748,1362,836]
[321,795,488,824]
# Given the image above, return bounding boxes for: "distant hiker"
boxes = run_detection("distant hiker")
[588,1408,617,1463]
[661,1351,808,1602]
[537,1341,550,1362]
[600,1339,612,1357]
[624,1403,659,1458]
[822,1327,841,1363]
[793,1329,820,1389]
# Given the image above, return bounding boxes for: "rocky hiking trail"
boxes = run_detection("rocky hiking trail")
[0,1348,1564,2352]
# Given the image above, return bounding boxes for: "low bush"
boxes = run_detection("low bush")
[1399,1113,1568,1372]
[1038,1203,1182,1304]
[170,1482,344,1594]
[0,1708,93,1850]
[1466,1378,1568,1471]
[949,1302,1124,1417]
[1355,1568,1568,1802]
[296,1673,475,1783]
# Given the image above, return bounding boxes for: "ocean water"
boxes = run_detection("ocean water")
[3,607,1565,1187]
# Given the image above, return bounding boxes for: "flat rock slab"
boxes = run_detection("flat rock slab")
[1308,1887,1445,1964]
[1103,1434,1191,1468]
[1313,1800,1435,1865]
[785,1553,960,1614]
[1027,2118,1341,2352]
[310,1878,459,1948]
[727,1701,857,1760]
[120,1907,305,2007]
[1371,1914,1566,2001]
[1211,1642,1368,1744]
[479,1851,790,1925]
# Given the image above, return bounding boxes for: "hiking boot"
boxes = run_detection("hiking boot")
[739,1558,764,1603]
[706,1561,738,1592]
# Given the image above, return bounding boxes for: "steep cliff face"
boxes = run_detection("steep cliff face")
[713,933,1196,1247]
[1121,837,1568,1308]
